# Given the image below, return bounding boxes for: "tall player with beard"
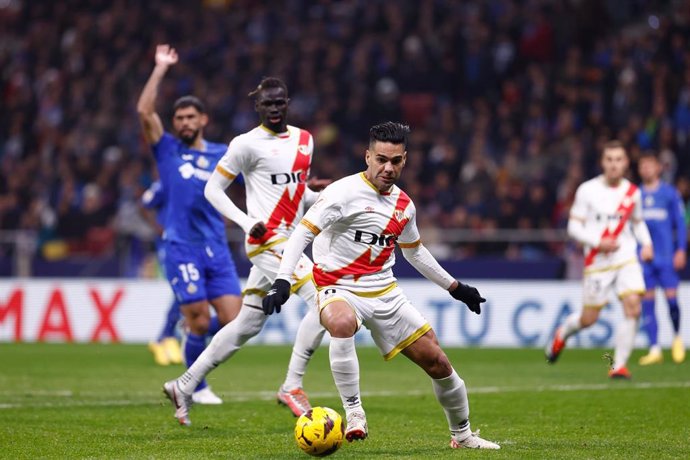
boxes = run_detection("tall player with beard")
[262,122,500,450]
[163,77,328,425]
[138,45,243,404]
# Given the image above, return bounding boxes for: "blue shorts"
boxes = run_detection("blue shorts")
[164,240,242,305]
[642,262,680,290]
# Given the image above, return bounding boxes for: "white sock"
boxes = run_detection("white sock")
[432,369,471,440]
[329,336,362,415]
[282,296,326,390]
[178,304,267,394]
[613,316,638,371]
[561,312,582,340]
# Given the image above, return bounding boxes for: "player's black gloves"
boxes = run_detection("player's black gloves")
[450,282,485,314]
[262,278,291,315]
[249,222,268,239]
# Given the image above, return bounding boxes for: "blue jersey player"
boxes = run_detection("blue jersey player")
[141,181,183,367]
[137,44,242,403]
[637,151,687,365]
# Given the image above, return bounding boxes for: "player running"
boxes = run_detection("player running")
[163,77,328,425]
[138,44,242,403]
[262,122,500,449]
[637,151,686,365]
[546,141,653,379]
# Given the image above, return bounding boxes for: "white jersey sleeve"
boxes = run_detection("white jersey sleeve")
[300,184,345,234]
[567,183,601,248]
[397,201,421,248]
[216,135,254,179]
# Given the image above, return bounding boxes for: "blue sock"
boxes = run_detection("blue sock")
[207,316,221,336]
[158,300,181,341]
[668,297,680,334]
[641,298,658,347]
[184,333,208,392]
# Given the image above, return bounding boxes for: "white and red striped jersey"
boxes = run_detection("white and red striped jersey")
[215,125,313,245]
[570,175,647,270]
[300,172,421,293]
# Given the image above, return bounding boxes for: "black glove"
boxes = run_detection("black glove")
[262,278,291,315]
[249,222,268,239]
[450,281,485,314]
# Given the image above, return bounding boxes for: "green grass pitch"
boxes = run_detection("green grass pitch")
[0,343,688,459]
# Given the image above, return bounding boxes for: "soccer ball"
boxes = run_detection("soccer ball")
[294,406,344,457]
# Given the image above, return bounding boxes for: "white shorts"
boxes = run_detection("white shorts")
[317,285,431,360]
[582,260,646,308]
[242,237,314,306]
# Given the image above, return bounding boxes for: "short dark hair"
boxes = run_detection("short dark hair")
[248,77,289,98]
[369,122,410,149]
[639,149,659,161]
[173,95,205,114]
[601,139,627,157]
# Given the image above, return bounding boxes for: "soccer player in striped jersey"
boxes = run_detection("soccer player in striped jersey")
[262,122,500,449]
[163,77,328,425]
[637,151,687,365]
[138,44,243,404]
[546,141,653,379]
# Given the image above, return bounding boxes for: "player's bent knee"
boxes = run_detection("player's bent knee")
[320,302,357,338]
[324,318,357,338]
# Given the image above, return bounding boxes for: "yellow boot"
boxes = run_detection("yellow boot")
[148,341,170,366]
[672,336,685,364]
[162,337,183,365]
[638,349,663,366]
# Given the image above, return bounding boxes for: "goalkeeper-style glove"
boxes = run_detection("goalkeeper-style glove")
[450,282,486,314]
[262,278,291,315]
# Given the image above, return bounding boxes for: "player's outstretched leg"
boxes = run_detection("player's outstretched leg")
[545,312,582,363]
[164,304,267,425]
[434,371,500,450]
[330,336,367,441]
[277,284,327,416]
[610,315,637,379]
[183,332,221,403]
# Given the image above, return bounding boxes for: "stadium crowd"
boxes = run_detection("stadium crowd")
[1,0,690,267]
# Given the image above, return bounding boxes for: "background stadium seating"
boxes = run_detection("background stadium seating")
[1,0,689,279]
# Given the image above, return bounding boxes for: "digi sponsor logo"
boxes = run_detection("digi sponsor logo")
[270,171,306,185]
[353,230,396,247]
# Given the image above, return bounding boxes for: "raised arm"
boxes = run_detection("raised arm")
[137,44,178,145]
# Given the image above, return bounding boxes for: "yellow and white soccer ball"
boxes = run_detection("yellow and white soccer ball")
[294,406,344,457]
